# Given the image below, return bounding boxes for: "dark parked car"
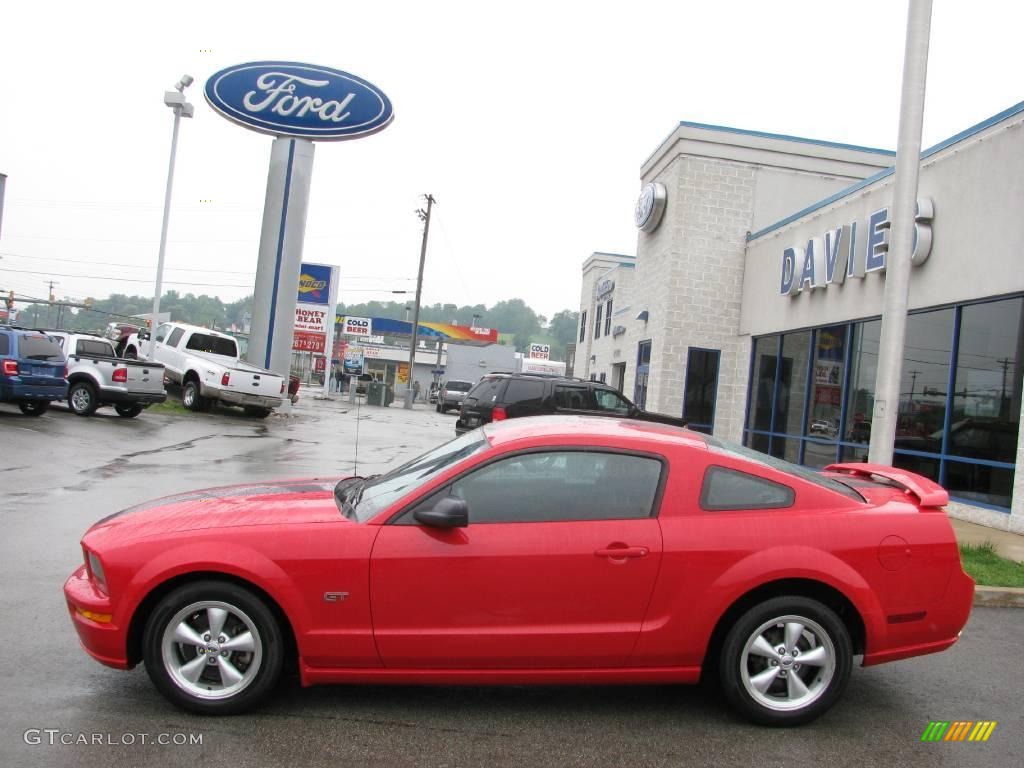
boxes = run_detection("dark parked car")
[455,373,687,434]
[0,327,68,415]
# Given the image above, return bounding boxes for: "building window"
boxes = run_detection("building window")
[594,304,603,339]
[742,296,1024,511]
[634,340,652,409]
[683,348,720,435]
[579,310,587,343]
[604,299,613,336]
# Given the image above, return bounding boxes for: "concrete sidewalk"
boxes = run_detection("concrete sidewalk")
[951,517,1024,563]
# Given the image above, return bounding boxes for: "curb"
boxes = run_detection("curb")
[973,585,1024,608]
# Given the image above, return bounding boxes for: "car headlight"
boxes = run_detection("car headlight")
[84,549,108,595]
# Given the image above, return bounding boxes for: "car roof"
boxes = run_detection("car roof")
[482,414,708,451]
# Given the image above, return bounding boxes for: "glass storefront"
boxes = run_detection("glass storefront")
[743,295,1023,510]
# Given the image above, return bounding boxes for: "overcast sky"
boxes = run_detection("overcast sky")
[1,0,1021,322]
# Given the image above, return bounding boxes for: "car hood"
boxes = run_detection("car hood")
[84,478,346,543]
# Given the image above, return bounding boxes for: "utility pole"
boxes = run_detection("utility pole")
[868,0,933,465]
[405,194,435,409]
[45,280,58,328]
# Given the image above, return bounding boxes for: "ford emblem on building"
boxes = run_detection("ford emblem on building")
[635,182,667,232]
[204,61,393,140]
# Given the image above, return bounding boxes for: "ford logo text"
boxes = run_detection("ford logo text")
[205,61,393,141]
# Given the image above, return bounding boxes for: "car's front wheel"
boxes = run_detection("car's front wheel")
[142,580,284,715]
[719,596,851,726]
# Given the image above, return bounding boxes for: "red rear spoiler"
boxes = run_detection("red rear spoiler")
[824,463,949,507]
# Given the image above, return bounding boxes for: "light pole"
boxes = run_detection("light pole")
[149,75,194,355]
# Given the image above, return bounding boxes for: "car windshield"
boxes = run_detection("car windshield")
[446,381,473,392]
[703,434,865,502]
[336,431,488,522]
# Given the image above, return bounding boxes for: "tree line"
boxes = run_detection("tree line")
[16,292,580,360]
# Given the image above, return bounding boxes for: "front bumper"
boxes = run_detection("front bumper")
[63,565,130,670]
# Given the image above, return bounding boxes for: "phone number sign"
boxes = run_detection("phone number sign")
[292,330,326,353]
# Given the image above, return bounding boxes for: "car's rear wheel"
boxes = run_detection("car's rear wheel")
[143,580,284,715]
[719,596,851,726]
[18,401,49,416]
[115,404,144,418]
[68,381,99,416]
[182,380,205,412]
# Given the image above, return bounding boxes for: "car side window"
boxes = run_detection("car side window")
[167,327,186,348]
[503,379,545,407]
[448,450,663,523]
[700,465,794,511]
[154,324,172,343]
[553,385,591,410]
[0,334,9,355]
[593,388,632,414]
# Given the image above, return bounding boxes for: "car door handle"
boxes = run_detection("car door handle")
[594,546,649,559]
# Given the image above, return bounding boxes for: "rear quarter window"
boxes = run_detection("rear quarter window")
[700,465,795,511]
[0,334,9,355]
[503,379,546,406]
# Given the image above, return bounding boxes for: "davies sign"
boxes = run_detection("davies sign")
[779,198,934,297]
[205,62,394,140]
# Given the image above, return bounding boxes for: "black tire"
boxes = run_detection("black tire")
[719,596,851,726]
[18,401,49,416]
[115,404,144,418]
[243,406,272,419]
[68,381,100,416]
[142,580,284,715]
[123,346,138,360]
[182,380,205,412]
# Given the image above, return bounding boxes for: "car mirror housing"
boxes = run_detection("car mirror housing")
[414,497,469,528]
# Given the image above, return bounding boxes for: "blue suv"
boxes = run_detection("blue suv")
[0,327,68,416]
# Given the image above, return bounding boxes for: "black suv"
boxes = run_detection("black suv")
[454,373,687,435]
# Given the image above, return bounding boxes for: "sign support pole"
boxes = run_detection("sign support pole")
[247,138,316,413]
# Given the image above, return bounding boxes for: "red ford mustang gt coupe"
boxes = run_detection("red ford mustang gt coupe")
[64,416,973,726]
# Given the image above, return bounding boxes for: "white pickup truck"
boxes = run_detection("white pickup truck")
[122,322,284,417]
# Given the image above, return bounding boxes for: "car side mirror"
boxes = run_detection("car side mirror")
[138,329,151,341]
[414,496,469,528]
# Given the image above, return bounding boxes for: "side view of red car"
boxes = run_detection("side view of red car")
[64,416,974,726]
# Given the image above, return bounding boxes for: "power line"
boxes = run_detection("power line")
[0,266,252,288]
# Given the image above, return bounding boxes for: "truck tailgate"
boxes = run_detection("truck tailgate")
[123,361,165,394]
[225,369,282,399]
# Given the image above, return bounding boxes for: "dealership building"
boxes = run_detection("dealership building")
[579,100,1024,532]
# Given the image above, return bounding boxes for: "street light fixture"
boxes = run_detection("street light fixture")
[149,75,194,355]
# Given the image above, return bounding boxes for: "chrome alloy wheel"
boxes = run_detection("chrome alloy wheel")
[739,614,836,712]
[70,386,92,412]
[161,600,263,701]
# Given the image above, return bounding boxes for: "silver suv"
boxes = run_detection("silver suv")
[436,379,474,413]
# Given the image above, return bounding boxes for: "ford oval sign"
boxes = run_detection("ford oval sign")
[205,61,393,141]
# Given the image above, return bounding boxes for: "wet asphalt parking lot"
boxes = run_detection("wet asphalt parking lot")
[1,392,1021,768]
